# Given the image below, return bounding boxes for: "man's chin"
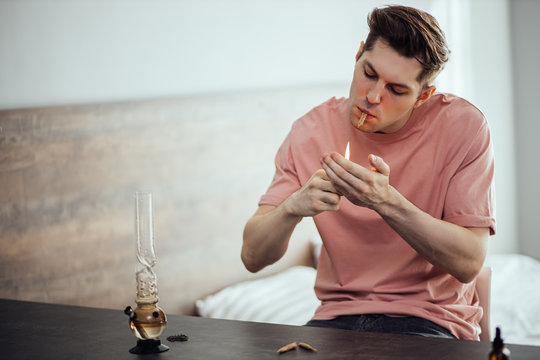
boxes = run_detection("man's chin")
[351,119,366,132]
[350,117,366,131]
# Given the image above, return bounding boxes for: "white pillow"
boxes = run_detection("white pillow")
[195,266,319,326]
[484,253,540,346]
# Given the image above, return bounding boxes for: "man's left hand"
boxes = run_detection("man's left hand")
[320,152,392,210]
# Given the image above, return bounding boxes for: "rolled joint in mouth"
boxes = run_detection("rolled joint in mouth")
[356,112,367,128]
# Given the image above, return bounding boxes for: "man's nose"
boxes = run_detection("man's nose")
[366,82,383,104]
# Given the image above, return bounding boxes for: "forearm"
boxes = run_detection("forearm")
[376,187,488,283]
[242,169,341,273]
[241,203,302,273]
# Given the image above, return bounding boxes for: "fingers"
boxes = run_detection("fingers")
[288,169,341,217]
[369,154,390,176]
[321,152,389,179]
[314,168,329,181]
[313,169,339,193]
[320,153,366,188]
[320,156,359,195]
[318,191,341,208]
[320,152,391,209]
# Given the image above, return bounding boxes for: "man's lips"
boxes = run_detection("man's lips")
[353,106,375,128]
[357,106,376,118]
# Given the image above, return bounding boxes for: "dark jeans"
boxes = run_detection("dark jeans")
[305,314,457,339]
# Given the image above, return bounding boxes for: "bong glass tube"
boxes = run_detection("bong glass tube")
[134,191,158,305]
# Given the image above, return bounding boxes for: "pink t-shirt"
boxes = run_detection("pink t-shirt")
[259,94,496,340]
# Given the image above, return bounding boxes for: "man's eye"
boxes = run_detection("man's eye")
[364,70,376,79]
[390,87,406,95]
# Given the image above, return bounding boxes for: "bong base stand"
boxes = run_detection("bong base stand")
[129,339,169,354]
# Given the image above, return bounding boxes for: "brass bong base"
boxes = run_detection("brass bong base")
[129,339,169,354]
[124,305,168,354]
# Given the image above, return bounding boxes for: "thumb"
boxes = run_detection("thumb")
[369,154,390,176]
[314,168,329,181]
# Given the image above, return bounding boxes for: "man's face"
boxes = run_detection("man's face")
[349,39,431,133]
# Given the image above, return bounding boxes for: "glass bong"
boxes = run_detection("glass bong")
[124,192,169,354]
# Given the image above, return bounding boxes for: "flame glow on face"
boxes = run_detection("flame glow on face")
[344,141,350,160]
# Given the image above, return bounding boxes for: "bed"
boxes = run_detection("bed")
[196,237,540,346]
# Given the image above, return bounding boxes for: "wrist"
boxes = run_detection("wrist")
[373,185,402,219]
[281,193,303,221]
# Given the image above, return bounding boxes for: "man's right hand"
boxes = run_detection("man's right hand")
[241,169,340,273]
[284,169,341,217]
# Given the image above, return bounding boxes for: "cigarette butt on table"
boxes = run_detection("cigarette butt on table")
[277,341,318,353]
[298,342,318,352]
[277,342,297,353]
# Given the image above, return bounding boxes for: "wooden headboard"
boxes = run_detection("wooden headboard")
[0,85,344,315]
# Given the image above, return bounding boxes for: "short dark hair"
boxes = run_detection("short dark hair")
[364,5,450,89]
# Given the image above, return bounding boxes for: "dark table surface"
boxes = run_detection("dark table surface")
[1,298,539,359]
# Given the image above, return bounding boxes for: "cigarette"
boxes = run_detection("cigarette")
[277,342,297,353]
[298,342,318,352]
[357,112,367,128]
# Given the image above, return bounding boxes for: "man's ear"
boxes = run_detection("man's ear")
[355,41,365,62]
[414,86,436,108]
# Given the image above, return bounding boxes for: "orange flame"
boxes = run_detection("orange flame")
[344,141,350,160]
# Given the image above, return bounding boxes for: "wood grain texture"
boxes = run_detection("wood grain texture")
[0,85,343,315]
[4,299,540,359]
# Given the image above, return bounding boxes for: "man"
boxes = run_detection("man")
[241,5,495,340]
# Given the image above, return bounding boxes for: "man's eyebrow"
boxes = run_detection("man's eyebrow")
[364,61,412,91]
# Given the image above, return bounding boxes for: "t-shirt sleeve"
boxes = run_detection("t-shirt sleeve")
[258,130,302,207]
[443,119,496,235]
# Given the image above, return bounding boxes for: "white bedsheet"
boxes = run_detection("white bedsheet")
[196,253,540,346]
[484,253,540,345]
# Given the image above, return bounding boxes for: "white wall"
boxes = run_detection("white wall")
[510,0,540,260]
[0,0,428,109]
[0,0,527,257]
[429,0,517,255]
